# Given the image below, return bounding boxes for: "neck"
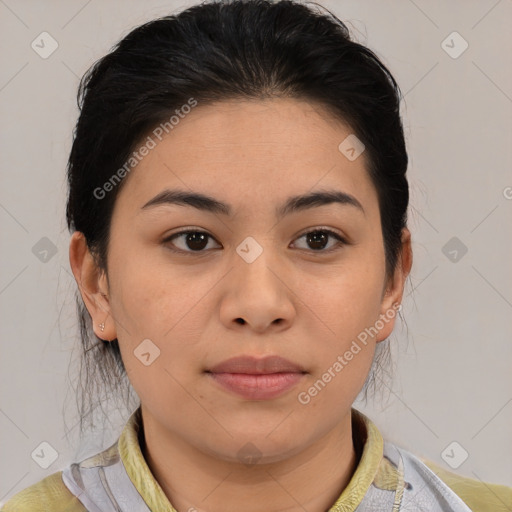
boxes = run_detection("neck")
[141,409,358,512]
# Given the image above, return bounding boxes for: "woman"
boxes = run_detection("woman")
[2,0,510,510]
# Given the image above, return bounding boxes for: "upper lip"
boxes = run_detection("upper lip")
[206,355,307,374]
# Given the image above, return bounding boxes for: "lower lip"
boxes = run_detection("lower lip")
[207,372,305,400]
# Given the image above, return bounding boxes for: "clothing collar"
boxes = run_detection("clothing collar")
[118,407,390,512]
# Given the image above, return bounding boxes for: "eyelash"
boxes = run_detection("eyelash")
[162,227,347,255]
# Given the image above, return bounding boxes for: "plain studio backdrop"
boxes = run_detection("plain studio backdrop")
[0,0,511,504]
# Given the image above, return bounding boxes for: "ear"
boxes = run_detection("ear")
[69,231,117,342]
[375,227,413,342]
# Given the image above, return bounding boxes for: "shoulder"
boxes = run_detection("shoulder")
[380,441,512,511]
[0,471,87,512]
[421,459,512,512]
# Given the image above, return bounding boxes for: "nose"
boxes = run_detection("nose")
[219,249,296,334]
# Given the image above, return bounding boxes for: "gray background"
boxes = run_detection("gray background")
[1,0,511,505]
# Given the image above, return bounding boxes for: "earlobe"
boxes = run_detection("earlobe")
[376,228,412,342]
[69,231,116,341]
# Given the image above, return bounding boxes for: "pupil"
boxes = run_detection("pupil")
[308,231,327,250]
[187,232,208,250]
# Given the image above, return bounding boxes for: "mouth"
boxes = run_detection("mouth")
[205,355,307,400]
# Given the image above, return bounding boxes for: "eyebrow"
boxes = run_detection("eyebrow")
[141,188,365,218]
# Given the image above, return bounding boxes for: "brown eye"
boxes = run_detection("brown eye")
[293,229,346,252]
[164,230,220,253]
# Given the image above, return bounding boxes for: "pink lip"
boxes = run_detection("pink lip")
[206,355,307,400]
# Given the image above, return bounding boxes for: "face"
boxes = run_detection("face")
[71,98,411,464]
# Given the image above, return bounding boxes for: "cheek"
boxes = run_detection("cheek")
[107,243,193,336]
[294,269,381,412]
[296,345,375,425]
[107,259,206,410]
[107,250,217,372]
[293,252,384,390]
[299,256,384,338]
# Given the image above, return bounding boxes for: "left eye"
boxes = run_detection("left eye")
[163,228,346,254]
[292,229,346,252]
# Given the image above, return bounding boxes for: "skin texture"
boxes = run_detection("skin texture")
[69,98,412,512]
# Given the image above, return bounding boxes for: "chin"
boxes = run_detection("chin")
[197,428,314,467]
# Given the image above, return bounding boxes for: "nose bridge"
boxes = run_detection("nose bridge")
[234,234,280,289]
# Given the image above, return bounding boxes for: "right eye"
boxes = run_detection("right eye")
[162,229,222,254]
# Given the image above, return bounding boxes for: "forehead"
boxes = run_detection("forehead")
[160,97,355,159]
[115,98,378,218]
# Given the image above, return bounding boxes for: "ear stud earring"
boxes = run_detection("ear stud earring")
[99,323,105,332]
